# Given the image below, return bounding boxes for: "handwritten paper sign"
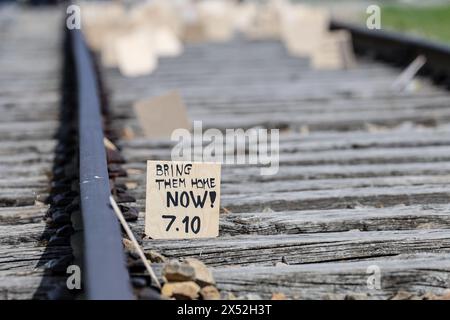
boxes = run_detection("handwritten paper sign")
[133,91,191,138]
[145,161,221,239]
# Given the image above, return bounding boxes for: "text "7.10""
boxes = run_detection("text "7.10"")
[162,215,201,234]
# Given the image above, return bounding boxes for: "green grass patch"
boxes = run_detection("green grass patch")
[380,5,450,44]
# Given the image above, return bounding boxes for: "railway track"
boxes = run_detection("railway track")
[1,4,450,300]
[103,34,450,299]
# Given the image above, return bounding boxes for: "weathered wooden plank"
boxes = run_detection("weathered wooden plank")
[121,161,450,185]
[0,192,41,207]
[125,176,450,201]
[0,153,54,165]
[0,177,49,190]
[213,254,450,299]
[220,175,450,195]
[187,95,450,111]
[219,184,450,212]
[0,270,66,300]
[106,58,393,82]
[108,82,412,105]
[126,204,450,236]
[144,229,450,267]
[0,222,48,245]
[0,164,51,178]
[113,98,450,126]
[0,120,58,131]
[113,91,450,110]
[0,140,55,155]
[118,128,450,151]
[121,145,450,166]
[0,244,71,272]
[0,94,59,107]
[112,104,450,131]
[0,206,47,225]
[219,162,450,182]
[0,114,58,122]
[196,108,450,130]
[218,205,450,235]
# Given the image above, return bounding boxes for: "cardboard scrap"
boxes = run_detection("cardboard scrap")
[133,91,191,139]
[182,22,206,43]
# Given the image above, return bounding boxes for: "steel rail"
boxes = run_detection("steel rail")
[70,28,134,300]
[330,20,450,88]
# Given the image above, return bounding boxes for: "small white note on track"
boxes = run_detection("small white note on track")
[133,90,191,139]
